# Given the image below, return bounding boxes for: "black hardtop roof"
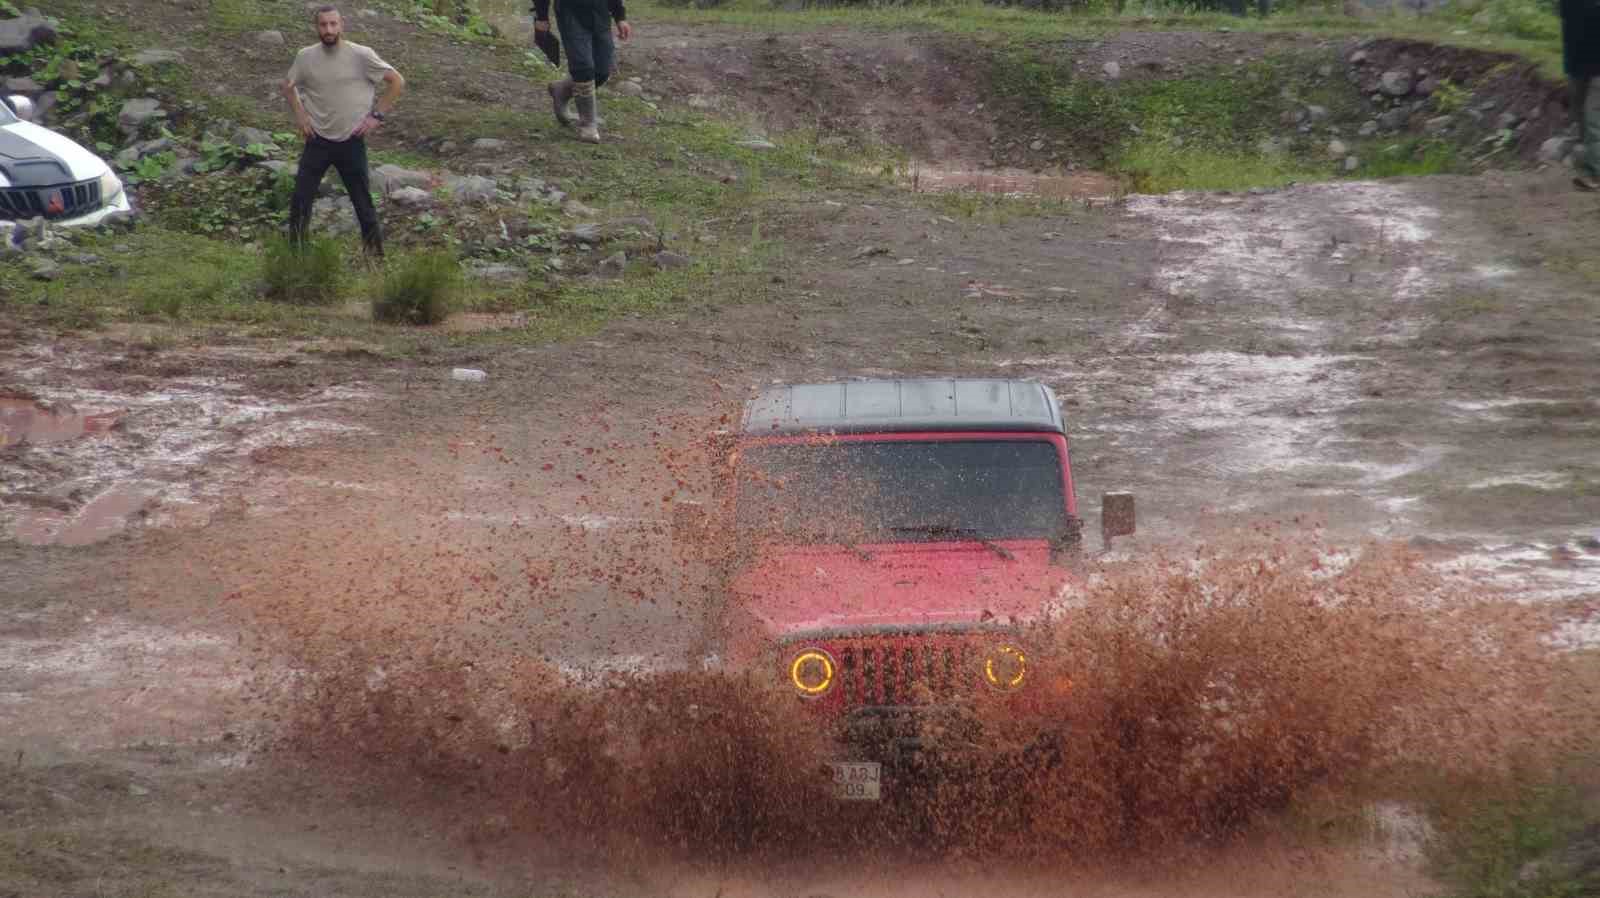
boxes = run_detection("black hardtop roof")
[741,378,1065,436]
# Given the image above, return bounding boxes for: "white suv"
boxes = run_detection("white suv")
[1,94,132,227]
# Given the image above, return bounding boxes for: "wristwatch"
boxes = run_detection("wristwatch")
[371,110,386,121]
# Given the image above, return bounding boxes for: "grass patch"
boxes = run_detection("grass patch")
[262,236,347,305]
[1360,137,1461,178]
[1120,141,1324,191]
[372,250,462,324]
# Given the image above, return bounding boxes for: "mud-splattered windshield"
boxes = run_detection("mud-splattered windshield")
[735,439,1068,544]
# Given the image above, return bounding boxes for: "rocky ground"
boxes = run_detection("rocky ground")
[3,1,1600,895]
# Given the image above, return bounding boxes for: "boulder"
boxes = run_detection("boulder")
[1343,155,1360,172]
[117,98,165,137]
[132,49,184,67]
[1327,139,1348,157]
[471,138,507,151]
[373,164,432,193]
[616,80,644,97]
[1539,136,1576,163]
[233,126,275,148]
[597,252,626,278]
[653,250,691,270]
[388,186,434,208]
[1414,76,1440,97]
[3,76,40,93]
[1378,107,1410,130]
[310,196,357,235]
[0,8,57,55]
[1423,115,1453,134]
[1379,70,1413,97]
[255,30,286,46]
[443,175,498,203]
[1102,61,1121,79]
[1306,104,1329,121]
[1358,120,1379,137]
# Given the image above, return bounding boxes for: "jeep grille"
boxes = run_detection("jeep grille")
[0,178,103,221]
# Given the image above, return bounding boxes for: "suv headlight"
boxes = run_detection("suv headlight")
[983,644,1027,690]
[99,169,125,203]
[789,648,836,698]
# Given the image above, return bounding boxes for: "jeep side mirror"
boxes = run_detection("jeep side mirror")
[671,499,709,558]
[1101,492,1136,548]
[5,95,34,122]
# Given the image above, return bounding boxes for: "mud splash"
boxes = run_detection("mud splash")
[244,532,1594,871]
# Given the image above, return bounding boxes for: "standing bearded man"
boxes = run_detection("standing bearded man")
[282,4,405,256]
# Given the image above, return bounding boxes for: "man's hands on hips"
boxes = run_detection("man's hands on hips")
[616,20,632,40]
[296,114,315,140]
[350,113,384,138]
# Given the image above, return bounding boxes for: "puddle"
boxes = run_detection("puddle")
[14,482,160,547]
[903,166,1122,201]
[0,398,123,448]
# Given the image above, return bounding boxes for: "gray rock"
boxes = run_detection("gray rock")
[233,126,274,148]
[1306,104,1329,121]
[537,188,567,206]
[310,197,357,235]
[1379,70,1413,97]
[466,262,524,282]
[1378,107,1410,130]
[1282,107,1307,125]
[1257,136,1285,156]
[114,146,141,168]
[112,244,132,253]
[562,199,599,217]
[561,223,601,243]
[1317,64,1333,78]
[616,81,644,97]
[1343,155,1360,172]
[1327,139,1348,157]
[0,9,58,55]
[257,159,292,176]
[1102,61,1121,79]
[4,76,40,93]
[737,137,777,151]
[444,174,499,203]
[1350,49,1368,64]
[117,98,165,137]
[373,164,432,194]
[27,256,60,281]
[1424,115,1453,134]
[1029,139,1045,151]
[98,210,138,232]
[653,250,691,270]
[1415,76,1441,97]
[1539,136,1576,163]
[132,49,184,67]
[597,252,626,278]
[255,30,286,46]
[388,186,433,207]
[1496,111,1520,129]
[1358,120,1379,137]
[359,7,381,16]
[471,138,507,150]
[68,253,101,265]
[91,71,113,89]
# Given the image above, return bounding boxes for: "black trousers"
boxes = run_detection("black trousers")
[288,134,382,254]
[557,0,615,86]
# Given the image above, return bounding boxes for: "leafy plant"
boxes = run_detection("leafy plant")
[372,250,461,325]
[1434,79,1472,115]
[194,140,274,174]
[261,235,346,305]
[125,150,176,185]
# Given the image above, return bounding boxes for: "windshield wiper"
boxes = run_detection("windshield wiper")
[891,525,1015,561]
[791,529,875,562]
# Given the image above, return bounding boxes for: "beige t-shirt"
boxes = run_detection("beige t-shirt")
[286,40,395,142]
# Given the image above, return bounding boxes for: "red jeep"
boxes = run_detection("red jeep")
[680,379,1134,801]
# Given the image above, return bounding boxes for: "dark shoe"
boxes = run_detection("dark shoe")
[1575,175,1600,192]
[548,78,575,128]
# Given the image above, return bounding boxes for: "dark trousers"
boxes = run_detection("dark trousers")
[288,134,382,255]
[556,0,615,86]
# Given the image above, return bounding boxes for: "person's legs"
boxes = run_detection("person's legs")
[1579,74,1600,187]
[558,0,602,143]
[288,137,335,246]
[591,10,615,90]
[329,136,383,256]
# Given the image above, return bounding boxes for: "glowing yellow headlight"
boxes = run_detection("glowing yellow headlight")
[984,644,1027,690]
[789,649,836,697]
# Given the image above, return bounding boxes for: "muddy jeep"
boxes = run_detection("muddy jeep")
[676,378,1135,801]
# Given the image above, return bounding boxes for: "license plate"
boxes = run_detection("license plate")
[829,761,881,801]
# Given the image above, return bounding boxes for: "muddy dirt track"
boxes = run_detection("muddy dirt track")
[5,20,1600,898]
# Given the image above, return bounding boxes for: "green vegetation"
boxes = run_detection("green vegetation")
[262,236,347,305]
[1360,136,1460,177]
[372,250,462,324]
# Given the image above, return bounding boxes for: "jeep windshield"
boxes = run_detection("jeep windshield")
[736,439,1067,545]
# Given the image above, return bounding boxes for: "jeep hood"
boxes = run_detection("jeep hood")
[730,542,1070,635]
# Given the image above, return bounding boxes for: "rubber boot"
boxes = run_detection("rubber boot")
[573,83,600,144]
[547,77,575,128]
